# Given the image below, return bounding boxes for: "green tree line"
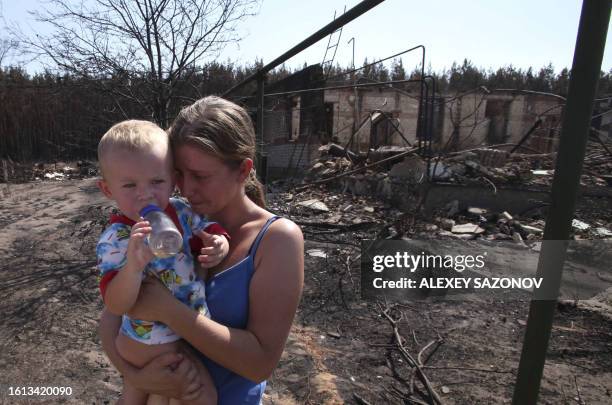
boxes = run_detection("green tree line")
[329,58,612,96]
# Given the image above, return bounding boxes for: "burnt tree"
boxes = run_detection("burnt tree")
[17,0,259,127]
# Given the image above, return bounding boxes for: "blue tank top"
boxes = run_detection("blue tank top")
[199,216,280,405]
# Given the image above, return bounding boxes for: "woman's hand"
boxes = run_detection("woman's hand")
[99,311,203,401]
[126,351,204,401]
[127,275,176,323]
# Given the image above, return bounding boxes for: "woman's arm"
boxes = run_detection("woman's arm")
[131,218,304,382]
[98,309,203,399]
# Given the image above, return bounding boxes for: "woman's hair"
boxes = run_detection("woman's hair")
[168,96,266,207]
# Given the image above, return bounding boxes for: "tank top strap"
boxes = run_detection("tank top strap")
[247,216,281,256]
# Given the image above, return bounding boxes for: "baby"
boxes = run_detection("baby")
[96,120,227,404]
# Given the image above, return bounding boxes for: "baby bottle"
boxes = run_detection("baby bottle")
[139,204,183,258]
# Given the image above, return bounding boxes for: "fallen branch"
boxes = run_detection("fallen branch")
[353,393,373,405]
[480,176,497,195]
[294,219,377,230]
[344,254,357,292]
[418,338,444,367]
[422,365,514,374]
[379,303,444,405]
[573,375,584,405]
[410,338,445,396]
[405,398,431,405]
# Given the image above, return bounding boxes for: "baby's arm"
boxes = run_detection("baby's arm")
[175,198,230,270]
[197,229,230,269]
[104,221,155,315]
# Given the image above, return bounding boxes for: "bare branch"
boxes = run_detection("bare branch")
[16,0,260,125]
[0,38,16,66]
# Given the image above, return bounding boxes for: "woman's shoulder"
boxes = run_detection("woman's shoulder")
[267,216,302,240]
[250,214,303,291]
[255,215,303,256]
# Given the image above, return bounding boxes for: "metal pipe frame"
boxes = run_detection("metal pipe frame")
[423,75,437,178]
[255,74,266,179]
[262,78,423,98]
[221,0,385,98]
[512,1,611,404]
[326,45,425,82]
[220,0,385,185]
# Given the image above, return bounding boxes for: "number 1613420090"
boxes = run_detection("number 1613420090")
[8,386,73,396]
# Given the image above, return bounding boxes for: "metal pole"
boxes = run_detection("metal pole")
[423,75,437,177]
[222,0,385,97]
[256,74,266,183]
[512,1,610,404]
[416,47,426,154]
[348,37,357,144]
[348,37,355,69]
[263,78,424,98]
[327,45,424,82]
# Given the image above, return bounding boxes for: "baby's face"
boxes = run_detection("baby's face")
[98,144,174,221]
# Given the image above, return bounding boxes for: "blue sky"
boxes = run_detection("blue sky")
[2,0,611,74]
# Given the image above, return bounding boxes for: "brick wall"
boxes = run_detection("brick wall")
[325,87,419,151]
[265,141,320,178]
[437,92,562,153]
[255,62,566,156]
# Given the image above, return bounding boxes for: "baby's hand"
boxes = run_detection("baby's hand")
[127,220,155,270]
[196,230,229,269]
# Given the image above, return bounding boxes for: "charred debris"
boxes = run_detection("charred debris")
[267,137,612,244]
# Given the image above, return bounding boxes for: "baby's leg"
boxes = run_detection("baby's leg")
[116,333,182,405]
[169,342,217,405]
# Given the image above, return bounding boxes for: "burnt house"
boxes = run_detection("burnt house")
[324,80,423,151]
[258,64,565,179]
[257,65,326,178]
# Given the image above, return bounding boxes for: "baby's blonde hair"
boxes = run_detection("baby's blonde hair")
[98,120,169,176]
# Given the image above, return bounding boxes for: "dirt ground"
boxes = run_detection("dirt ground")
[0,177,611,404]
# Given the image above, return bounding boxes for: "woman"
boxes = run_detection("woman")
[99,96,304,404]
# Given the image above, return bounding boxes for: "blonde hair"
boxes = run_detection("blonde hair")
[168,96,266,208]
[98,120,169,176]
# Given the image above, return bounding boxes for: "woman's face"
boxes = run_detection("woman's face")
[173,143,242,216]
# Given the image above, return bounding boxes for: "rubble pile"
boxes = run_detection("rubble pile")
[583,140,612,186]
[306,140,612,193]
[0,160,98,183]
[307,156,353,179]
[426,203,612,241]
[290,142,612,242]
[35,161,98,181]
[268,183,397,231]
[268,180,612,243]
[434,144,611,188]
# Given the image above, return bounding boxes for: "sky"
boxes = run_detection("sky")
[2,0,611,74]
